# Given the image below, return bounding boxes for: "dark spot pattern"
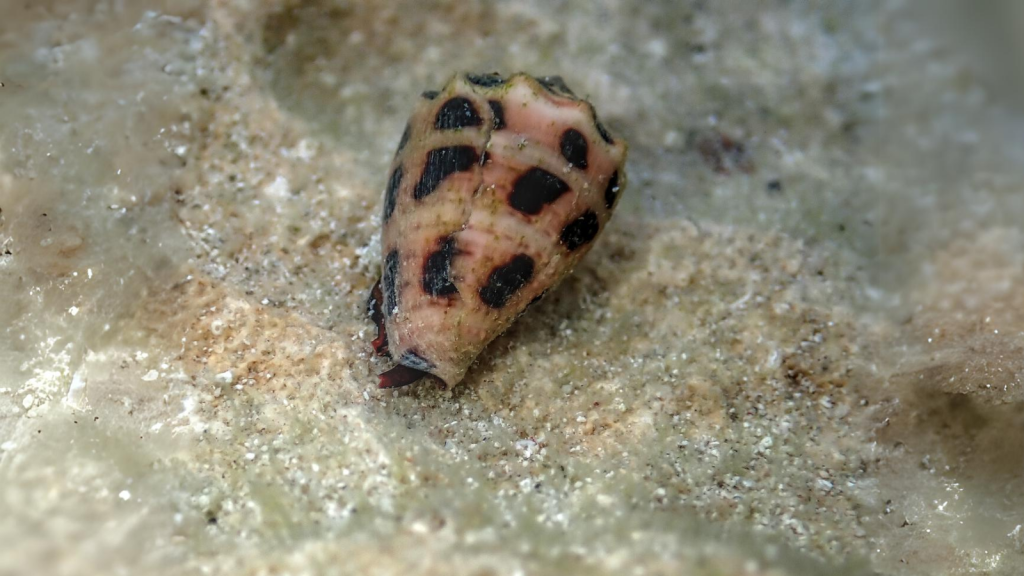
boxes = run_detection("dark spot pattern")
[383,249,400,316]
[595,118,614,144]
[479,254,535,309]
[604,170,621,209]
[535,75,576,97]
[435,97,482,130]
[488,100,506,130]
[508,168,569,215]
[421,90,439,100]
[467,72,506,87]
[422,235,458,297]
[560,128,588,169]
[560,210,600,251]
[395,123,411,156]
[383,166,403,222]
[413,146,479,200]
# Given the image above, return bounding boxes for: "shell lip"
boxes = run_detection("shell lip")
[377,350,448,389]
[378,364,432,389]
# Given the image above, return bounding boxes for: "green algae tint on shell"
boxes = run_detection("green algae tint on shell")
[368,71,628,389]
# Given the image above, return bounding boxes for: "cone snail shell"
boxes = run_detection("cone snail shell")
[368,71,628,389]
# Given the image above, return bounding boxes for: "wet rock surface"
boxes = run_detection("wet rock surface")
[2,1,1023,575]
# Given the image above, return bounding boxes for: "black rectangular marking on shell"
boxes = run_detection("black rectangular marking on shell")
[478,253,535,309]
[435,97,483,130]
[383,249,401,316]
[535,75,575,97]
[559,210,600,251]
[383,165,403,222]
[413,146,479,200]
[508,167,569,215]
[422,235,459,297]
[488,100,506,130]
[395,123,411,157]
[604,170,620,209]
[467,72,506,87]
[560,128,589,170]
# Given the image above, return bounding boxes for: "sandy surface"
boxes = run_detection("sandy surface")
[2,1,1023,575]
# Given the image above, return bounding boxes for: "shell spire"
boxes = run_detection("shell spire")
[369,71,627,388]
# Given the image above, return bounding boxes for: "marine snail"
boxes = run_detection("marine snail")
[368,72,627,388]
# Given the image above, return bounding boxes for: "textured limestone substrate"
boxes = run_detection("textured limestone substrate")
[1,1,1023,575]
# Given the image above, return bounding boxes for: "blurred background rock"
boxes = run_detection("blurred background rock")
[1,1,1023,575]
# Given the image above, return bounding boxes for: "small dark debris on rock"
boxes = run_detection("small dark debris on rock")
[691,129,755,175]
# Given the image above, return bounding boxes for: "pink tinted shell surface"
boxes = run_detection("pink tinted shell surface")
[371,72,627,389]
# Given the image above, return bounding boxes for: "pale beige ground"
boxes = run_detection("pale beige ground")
[1,1,1023,575]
